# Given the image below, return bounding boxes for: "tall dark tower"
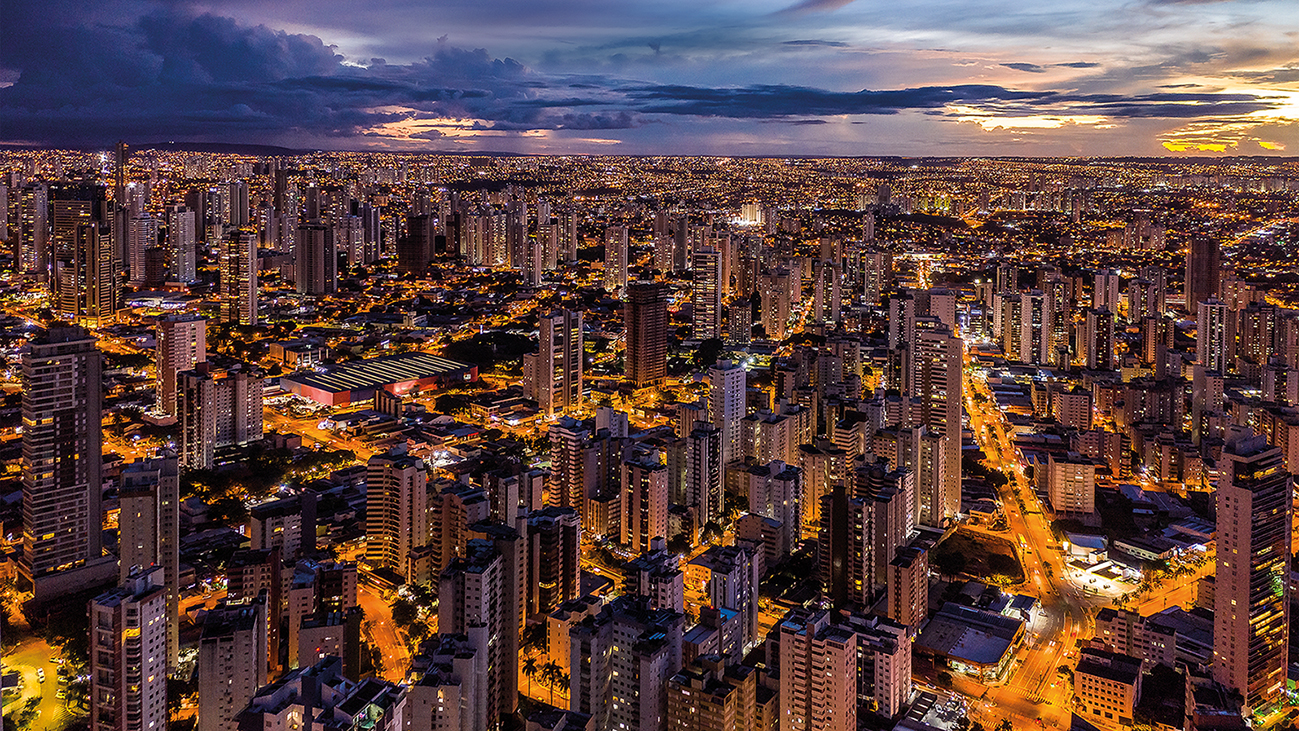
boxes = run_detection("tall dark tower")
[1185,237,1221,315]
[115,141,128,208]
[624,280,668,388]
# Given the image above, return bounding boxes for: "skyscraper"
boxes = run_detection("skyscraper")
[693,246,722,339]
[177,364,264,470]
[626,280,669,388]
[219,228,258,325]
[1186,237,1222,314]
[622,444,669,553]
[569,596,685,731]
[1198,299,1231,374]
[524,506,581,618]
[118,453,181,669]
[523,309,583,417]
[1213,427,1291,713]
[20,326,105,595]
[778,608,857,731]
[687,422,724,528]
[199,597,268,731]
[11,183,48,280]
[156,313,206,416]
[901,318,962,525]
[227,179,250,227]
[90,566,168,731]
[365,452,429,573]
[708,360,746,469]
[1084,307,1116,371]
[1093,269,1121,312]
[440,531,523,729]
[55,219,119,327]
[604,225,629,295]
[166,205,198,283]
[295,222,337,296]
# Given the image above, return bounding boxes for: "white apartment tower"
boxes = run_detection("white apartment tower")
[90,566,168,731]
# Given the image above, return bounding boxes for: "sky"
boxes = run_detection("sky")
[3,0,1299,156]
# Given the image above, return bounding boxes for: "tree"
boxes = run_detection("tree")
[932,548,968,580]
[391,598,418,628]
[692,338,724,369]
[521,622,547,656]
[522,657,538,699]
[540,661,563,706]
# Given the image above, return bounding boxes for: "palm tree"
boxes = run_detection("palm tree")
[556,671,569,704]
[522,657,538,699]
[540,661,563,706]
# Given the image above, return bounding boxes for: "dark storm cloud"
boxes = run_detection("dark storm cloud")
[0,1,1287,147]
[782,40,850,47]
[622,83,1044,117]
[775,0,860,14]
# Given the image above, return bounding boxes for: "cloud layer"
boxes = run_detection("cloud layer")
[3,0,1299,154]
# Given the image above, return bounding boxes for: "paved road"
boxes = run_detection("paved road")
[358,579,410,684]
[1,639,72,731]
[963,361,1102,729]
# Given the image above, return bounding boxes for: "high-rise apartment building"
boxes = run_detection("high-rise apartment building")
[219,228,259,325]
[778,608,857,731]
[12,183,48,280]
[199,597,268,731]
[1186,237,1221,314]
[1084,308,1116,371]
[625,280,668,387]
[604,225,629,294]
[708,360,746,469]
[1214,427,1292,713]
[686,422,724,528]
[1093,269,1121,311]
[1198,299,1231,374]
[622,445,669,554]
[665,654,760,731]
[177,364,264,470]
[90,566,168,731]
[55,220,119,327]
[548,417,595,515]
[295,222,337,296]
[687,544,760,656]
[569,596,685,731]
[156,313,206,416]
[440,530,524,729]
[525,506,581,618]
[365,452,428,573]
[166,205,197,282]
[693,246,722,340]
[118,453,181,668]
[523,309,583,417]
[20,325,105,594]
[887,543,928,633]
[901,318,962,525]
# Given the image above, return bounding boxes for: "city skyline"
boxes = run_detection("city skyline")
[5,0,1299,155]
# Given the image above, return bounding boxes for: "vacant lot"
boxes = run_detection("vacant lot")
[932,528,1025,585]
